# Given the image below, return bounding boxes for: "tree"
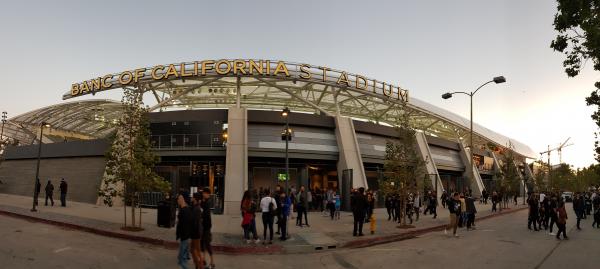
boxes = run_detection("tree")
[498,144,520,209]
[551,1,600,161]
[550,163,576,191]
[532,161,549,192]
[98,88,170,230]
[379,107,426,227]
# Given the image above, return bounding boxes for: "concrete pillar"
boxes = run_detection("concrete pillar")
[334,116,368,189]
[223,107,248,215]
[414,132,444,200]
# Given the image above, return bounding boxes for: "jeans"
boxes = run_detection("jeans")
[528,214,539,230]
[45,194,54,206]
[178,239,190,269]
[262,212,274,241]
[279,215,288,240]
[556,223,567,239]
[448,214,458,235]
[353,211,365,235]
[60,193,67,207]
[466,213,475,228]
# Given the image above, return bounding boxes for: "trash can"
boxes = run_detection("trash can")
[157,200,175,228]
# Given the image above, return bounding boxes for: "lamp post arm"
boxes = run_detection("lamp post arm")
[472,80,494,96]
[448,91,472,97]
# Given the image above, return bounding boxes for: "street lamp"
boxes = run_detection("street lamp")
[442,76,506,195]
[281,107,291,194]
[1,111,7,144]
[31,121,51,212]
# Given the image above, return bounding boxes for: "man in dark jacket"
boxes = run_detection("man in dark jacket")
[190,193,203,269]
[445,192,461,237]
[528,192,540,231]
[176,194,192,269]
[573,193,585,230]
[201,188,215,269]
[44,180,54,206]
[59,179,68,207]
[465,194,477,230]
[352,187,368,236]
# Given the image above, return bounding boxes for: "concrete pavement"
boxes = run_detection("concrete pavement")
[0,193,526,254]
[1,207,597,269]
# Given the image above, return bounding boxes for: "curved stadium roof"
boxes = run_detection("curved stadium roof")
[2,59,537,158]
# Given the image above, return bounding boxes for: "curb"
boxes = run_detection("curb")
[0,210,282,255]
[341,207,528,249]
[0,207,525,254]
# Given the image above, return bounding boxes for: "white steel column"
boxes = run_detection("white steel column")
[334,116,368,189]
[223,107,248,215]
[456,139,484,197]
[415,132,444,200]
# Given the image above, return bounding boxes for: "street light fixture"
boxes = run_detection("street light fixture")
[441,76,506,195]
[1,111,7,144]
[31,121,50,212]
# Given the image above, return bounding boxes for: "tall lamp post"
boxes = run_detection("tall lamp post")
[442,76,506,195]
[281,107,291,194]
[31,121,51,212]
[1,111,7,144]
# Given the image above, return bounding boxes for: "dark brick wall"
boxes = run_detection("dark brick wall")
[0,157,107,204]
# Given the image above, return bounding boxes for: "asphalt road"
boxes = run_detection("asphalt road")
[1,209,598,269]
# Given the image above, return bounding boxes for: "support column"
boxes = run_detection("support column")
[223,107,248,215]
[456,139,484,197]
[334,116,368,189]
[415,132,444,200]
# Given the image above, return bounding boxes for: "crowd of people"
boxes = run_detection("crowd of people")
[526,189,600,240]
[33,178,68,207]
[175,187,215,269]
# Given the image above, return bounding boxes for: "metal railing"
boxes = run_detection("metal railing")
[150,133,225,149]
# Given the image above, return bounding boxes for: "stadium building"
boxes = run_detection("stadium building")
[0,59,537,214]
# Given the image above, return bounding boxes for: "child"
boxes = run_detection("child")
[334,192,341,220]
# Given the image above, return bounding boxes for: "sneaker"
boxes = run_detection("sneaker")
[454,234,459,237]
[444,229,448,235]
[254,239,261,244]
[246,240,251,244]
[549,233,556,236]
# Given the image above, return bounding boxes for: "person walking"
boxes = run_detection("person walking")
[274,185,283,236]
[445,192,461,237]
[334,191,341,220]
[200,188,215,269]
[176,194,193,269]
[44,180,55,206]
[327,188,335,220]
[441,191,448,208]
[465,194,477,230]
[429,192,438,219]
[413,192,421,222]
[59,178,68,207]
[548,194,559,235]
[385,195,393,220]
[556,201,569,240]
[279,191,291,241]
[573,193,585,230]
[352,187,368,236]
[190,193,204,269]
[296,186,309,227]
[260,189,277,244]
[528,192,540,231]
[241,191,259,244]
[492,191,498,212]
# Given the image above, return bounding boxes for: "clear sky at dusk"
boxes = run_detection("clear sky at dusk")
[0,0,598,168]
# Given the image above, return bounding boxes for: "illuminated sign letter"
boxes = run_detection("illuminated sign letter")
[71,84,80,96]
[80,81,90,93]
[102,75,113,89]
[233,60,247,75]
[91,78,101,91]
[249,60,263,75]
[273,61,290,77]
[164,64,179,79]
[355,75,367,90]
[134,68,146,82]
[151,65,165,80]
[318,66,331,82]
[399,89,409,102]
[201,60,214,75]
[336,72,350,87]
[215,60,231,75]
[299,64,311,79]
[118,71,133,85]
[382,82,392,97]
[180,63,193,77]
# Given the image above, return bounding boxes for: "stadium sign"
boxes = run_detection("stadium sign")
[67,59,408,102]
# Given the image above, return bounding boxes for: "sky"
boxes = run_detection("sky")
[0,0,598,168]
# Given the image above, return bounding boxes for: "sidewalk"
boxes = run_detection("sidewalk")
[0,193,526,254]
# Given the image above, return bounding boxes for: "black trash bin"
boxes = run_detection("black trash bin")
[157,200,175,228]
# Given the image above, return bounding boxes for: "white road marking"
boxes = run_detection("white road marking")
[53,247,71,253]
